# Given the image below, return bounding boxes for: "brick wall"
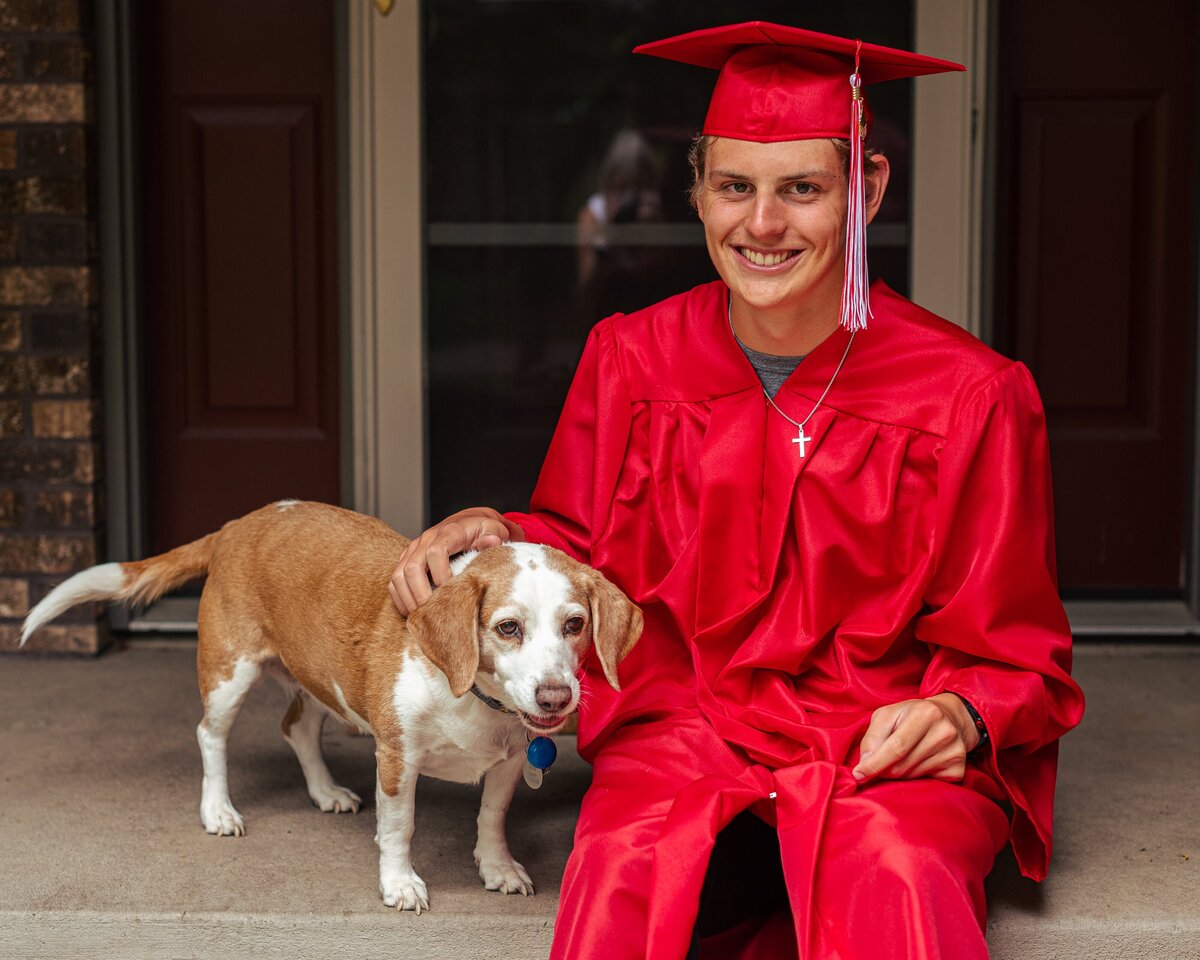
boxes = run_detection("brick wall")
[0,0,104,653]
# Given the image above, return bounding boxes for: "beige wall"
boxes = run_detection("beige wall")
[912,0,989,334]
[347,3,425,534]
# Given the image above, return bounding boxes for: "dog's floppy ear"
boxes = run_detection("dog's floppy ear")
[587,571,643,691]
[405,573,483,698]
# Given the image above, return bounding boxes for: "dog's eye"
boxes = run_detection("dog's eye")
[564,616,585,635]
[496,620,522,639]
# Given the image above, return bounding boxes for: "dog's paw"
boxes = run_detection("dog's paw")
[380,869,430,914]
[200,799,246,837]
[311,783,362,814]
[476,854,535,897]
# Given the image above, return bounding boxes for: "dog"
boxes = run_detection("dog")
[20,500,643,912]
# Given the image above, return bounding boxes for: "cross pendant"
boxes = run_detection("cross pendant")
[792,426,812,457]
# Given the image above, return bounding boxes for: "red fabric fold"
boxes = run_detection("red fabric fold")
[646,771,774,960]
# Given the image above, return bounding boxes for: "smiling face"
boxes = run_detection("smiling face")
[696,136,887,347]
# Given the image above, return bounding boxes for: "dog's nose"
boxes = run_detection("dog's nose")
[535,683,572,713]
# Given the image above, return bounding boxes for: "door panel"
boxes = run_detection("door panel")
[994,0,1196,594]
[141,0,340,552]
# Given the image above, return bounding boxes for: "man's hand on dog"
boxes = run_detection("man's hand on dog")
[390,507,525,615]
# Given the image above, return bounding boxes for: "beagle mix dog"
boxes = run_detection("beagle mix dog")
[21,501,643,913]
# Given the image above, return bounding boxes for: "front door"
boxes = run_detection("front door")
[992,0,1197,596]
[139,0,341,552]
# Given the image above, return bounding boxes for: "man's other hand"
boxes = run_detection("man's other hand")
[851,693,981,784]
[389,508,525,615]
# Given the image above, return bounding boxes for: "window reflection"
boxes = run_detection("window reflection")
[424,1,914,519]
[577,129,665,319]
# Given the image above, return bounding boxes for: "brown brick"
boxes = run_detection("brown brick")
[0,533,35,570]
[0,313,19,350]
[0,533,94,575]
[0,129,16,169]
[24,38,87,82]
[0,182,17,217]
[34,486,91,526]
[36,533,94,572]
[0,439,92,482]
[0,622,108,655]
[0,40,20,82]
[0,266,93,306]
[0,84,85,124]
[0,355,29,393]
[0,176,87,216]
[72,440,93,482]
[0,487,24,526]
[0,577,29,617]
[32,398,92,437]
[20,127,85,170]
[28,311,85,351]
[0,313,18,350]
[29,354,89,394]
[0,356,25,394]
[19,218,85,260]
[0,399,22,436]
[0,219,16,260]
[28,177,87,215]
[0,1,82,33]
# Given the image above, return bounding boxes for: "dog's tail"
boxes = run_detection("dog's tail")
[20,532,218,646]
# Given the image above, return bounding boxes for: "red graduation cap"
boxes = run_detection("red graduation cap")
[634,22,964,332]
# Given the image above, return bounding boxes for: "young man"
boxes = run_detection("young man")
[392,22,1085,960]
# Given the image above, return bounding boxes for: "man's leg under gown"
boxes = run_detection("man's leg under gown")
[787,773,1009,960]
[553,718,1011,960]
[551,714,753,960]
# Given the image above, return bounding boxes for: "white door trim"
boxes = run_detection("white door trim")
[911,0,990,336]
[346,2,426,535]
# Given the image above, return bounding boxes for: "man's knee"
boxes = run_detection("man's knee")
[570,821,654,865]
[868,832,966,892]
[562,812,658,902]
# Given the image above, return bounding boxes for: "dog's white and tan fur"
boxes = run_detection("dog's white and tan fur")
[21,501,642,912]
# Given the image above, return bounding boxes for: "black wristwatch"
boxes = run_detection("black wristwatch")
[955,695,989,757]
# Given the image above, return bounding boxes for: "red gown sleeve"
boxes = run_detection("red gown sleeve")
[916,361,1085,881]
[505,317,634,564]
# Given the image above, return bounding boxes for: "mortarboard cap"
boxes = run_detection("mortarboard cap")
[634,22,964,143]
[633,22,965,331]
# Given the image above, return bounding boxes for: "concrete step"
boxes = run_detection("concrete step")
[0,642,1196,959]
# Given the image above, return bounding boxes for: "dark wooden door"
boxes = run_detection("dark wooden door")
[140,0,340,552]
[993,0,1197,595]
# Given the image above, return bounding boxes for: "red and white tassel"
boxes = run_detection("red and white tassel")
[839,46,872,333]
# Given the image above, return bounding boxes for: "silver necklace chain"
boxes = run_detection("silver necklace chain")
[728,295,856,454]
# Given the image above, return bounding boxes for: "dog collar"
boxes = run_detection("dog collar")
[469,684,515,715]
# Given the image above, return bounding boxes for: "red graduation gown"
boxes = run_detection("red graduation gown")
[507,280,1084,959]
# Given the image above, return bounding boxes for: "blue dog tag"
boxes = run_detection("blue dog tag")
[523,736,557,790]
[526,736,557,770]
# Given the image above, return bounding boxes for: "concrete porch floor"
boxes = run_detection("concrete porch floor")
[0,641,1196,960]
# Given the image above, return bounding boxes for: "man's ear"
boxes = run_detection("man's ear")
[864,153,891,226]
[405,574,483,698]
[586,572,644,691]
